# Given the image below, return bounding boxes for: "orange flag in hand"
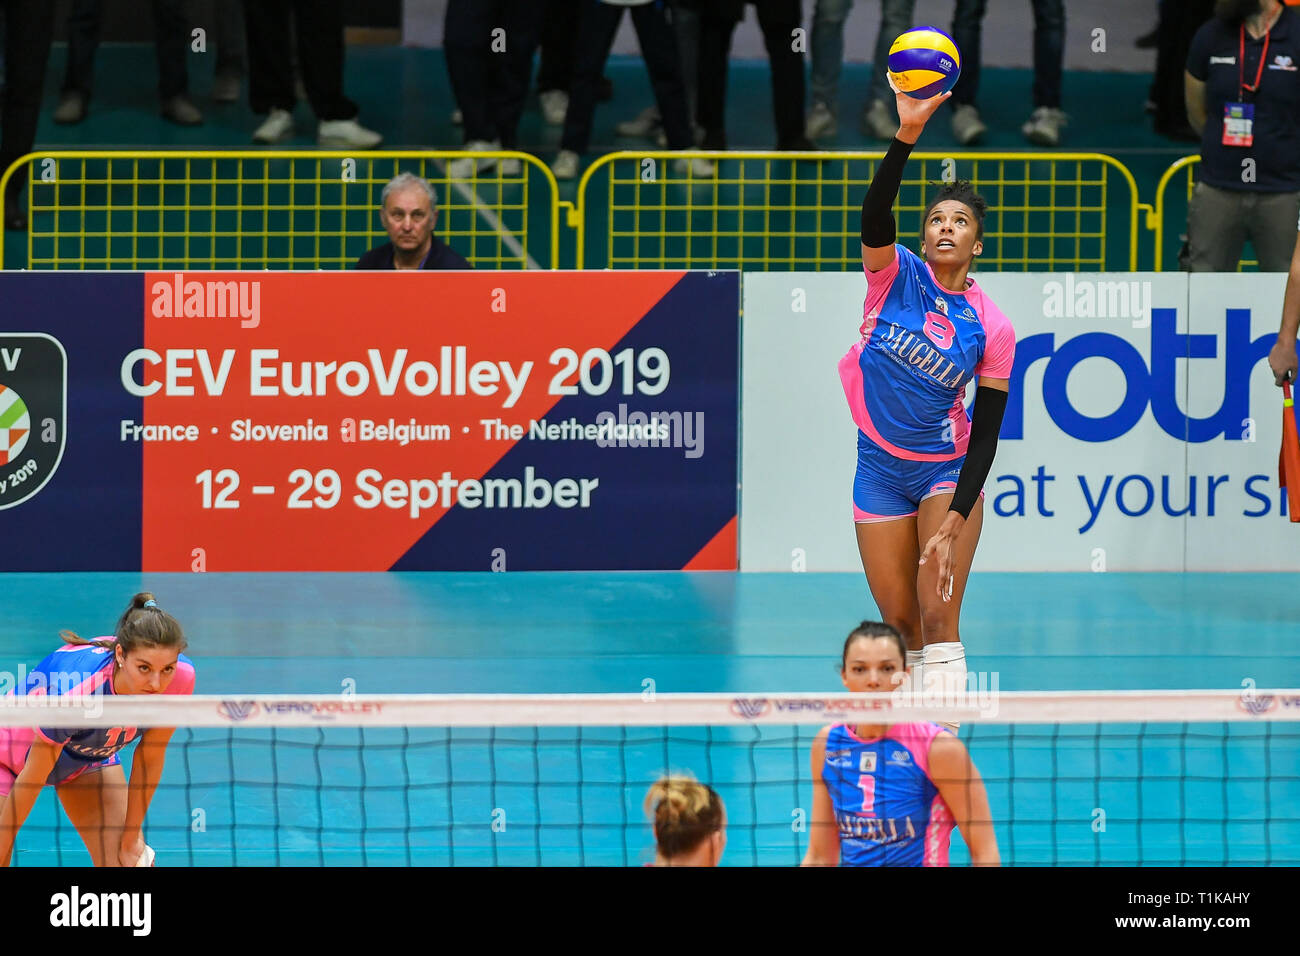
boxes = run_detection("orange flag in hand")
[1281,381,1300,522]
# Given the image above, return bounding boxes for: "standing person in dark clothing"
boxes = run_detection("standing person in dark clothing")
[52,0,202,126]
[1151,0,1214,140]
[696,0,811,151]
[551,0,712,180]
[242,0,382,148]
[947,0,1067,146]
[1183,0,1300,271]
[1,0,55,231]
[444,0,545,178]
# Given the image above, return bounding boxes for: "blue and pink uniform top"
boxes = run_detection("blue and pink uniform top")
[838,245,1016,520]
[0,641,196,795]
[820,721,956,866]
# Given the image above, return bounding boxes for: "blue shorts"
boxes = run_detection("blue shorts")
[852,435,971,522]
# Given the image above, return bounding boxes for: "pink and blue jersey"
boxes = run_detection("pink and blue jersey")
[0,641,195,794]
[821,721,956,867]
[838,244,1016,461]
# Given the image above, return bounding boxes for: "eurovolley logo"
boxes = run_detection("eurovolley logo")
[731,698,771,719]
[0,334,66,510]
[218,700,258,721]
[1237,693,1276,716]
[0,385,30,464]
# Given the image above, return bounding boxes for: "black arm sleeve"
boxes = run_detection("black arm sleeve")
[861,137,915,248]
[950,386,1009,520]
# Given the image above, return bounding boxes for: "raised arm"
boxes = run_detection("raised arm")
[860,90,952,273]
[927,733,1000,866]
[800,728,840,867]
[0,736,63,866]
[119,726,174,866]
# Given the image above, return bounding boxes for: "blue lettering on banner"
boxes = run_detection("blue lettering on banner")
[1003,309,1275,442]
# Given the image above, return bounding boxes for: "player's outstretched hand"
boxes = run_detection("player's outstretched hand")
[918,513,963,603]
[894,88,951,143]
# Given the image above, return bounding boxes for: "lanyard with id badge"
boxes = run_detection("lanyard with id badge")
[1224,24,1269,147]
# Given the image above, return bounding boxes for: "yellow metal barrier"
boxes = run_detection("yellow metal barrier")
[572,150,1144,272]
[0,150,560,270]
[1151,154,1259,271]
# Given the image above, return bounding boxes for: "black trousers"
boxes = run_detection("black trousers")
[241,0,356,120]
[444,0,544,147]
[1152,0,1213,134]
[62,0,190,101]
[537,0,577,93]
[697,0,804,149]
[561,0,691,153]
[1,0,55,204]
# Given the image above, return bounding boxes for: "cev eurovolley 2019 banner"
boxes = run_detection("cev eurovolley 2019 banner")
[0,272,739,571]
[741,272,1300,572]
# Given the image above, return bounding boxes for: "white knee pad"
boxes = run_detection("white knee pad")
[904,648,925,692]
[922,641,967,732]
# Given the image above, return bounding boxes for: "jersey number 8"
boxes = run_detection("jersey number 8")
[922,312,955,350]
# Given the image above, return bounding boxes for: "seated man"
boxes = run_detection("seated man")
[355,173,471,270]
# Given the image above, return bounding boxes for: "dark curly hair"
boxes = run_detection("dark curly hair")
[922,179,987,240]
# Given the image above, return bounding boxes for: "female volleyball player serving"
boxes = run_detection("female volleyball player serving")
[841,83,1015,694]
[0,593,195,867]
[802,622,998,866]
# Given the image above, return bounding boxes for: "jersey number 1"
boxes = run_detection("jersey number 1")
[857,774,877,815]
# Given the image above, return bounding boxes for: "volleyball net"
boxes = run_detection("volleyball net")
[1,691,1296,867]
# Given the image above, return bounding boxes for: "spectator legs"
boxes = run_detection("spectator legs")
[755,0,807,148]
[1184,183,1250,272]
[492,0,545,149]
[1249,191,1300,273]
[950,0,986,108]
[867,0,915,109]
[809,0,853,115]
[559,1,623,154]
[630,2,692,149]
[61,0,101,98]
[696,8,739,149]
[152,0,189,101]
[292,0,356,121]
[1,0,55,218]
[242,0,296,113]
[444,0,500,143]
[1030,0,1065,109]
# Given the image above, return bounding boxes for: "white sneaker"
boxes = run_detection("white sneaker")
[951,104,987,146]
[317,117,382,148]
[500,156,523,177]
[252,108,294,144]
[539,89,568,126]
[672,156,716,177]
[1022,106,1067,146]
[551,149,580,180]
[862,99,900,140]
[656,124,706,148]
[805,101,837,139]
[449,139,500,179]
[616,105,661,137]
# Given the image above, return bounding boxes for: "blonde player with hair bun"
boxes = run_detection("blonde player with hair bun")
[644,774,727,867]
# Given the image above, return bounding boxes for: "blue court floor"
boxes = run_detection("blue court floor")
[1,572,1297,866]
